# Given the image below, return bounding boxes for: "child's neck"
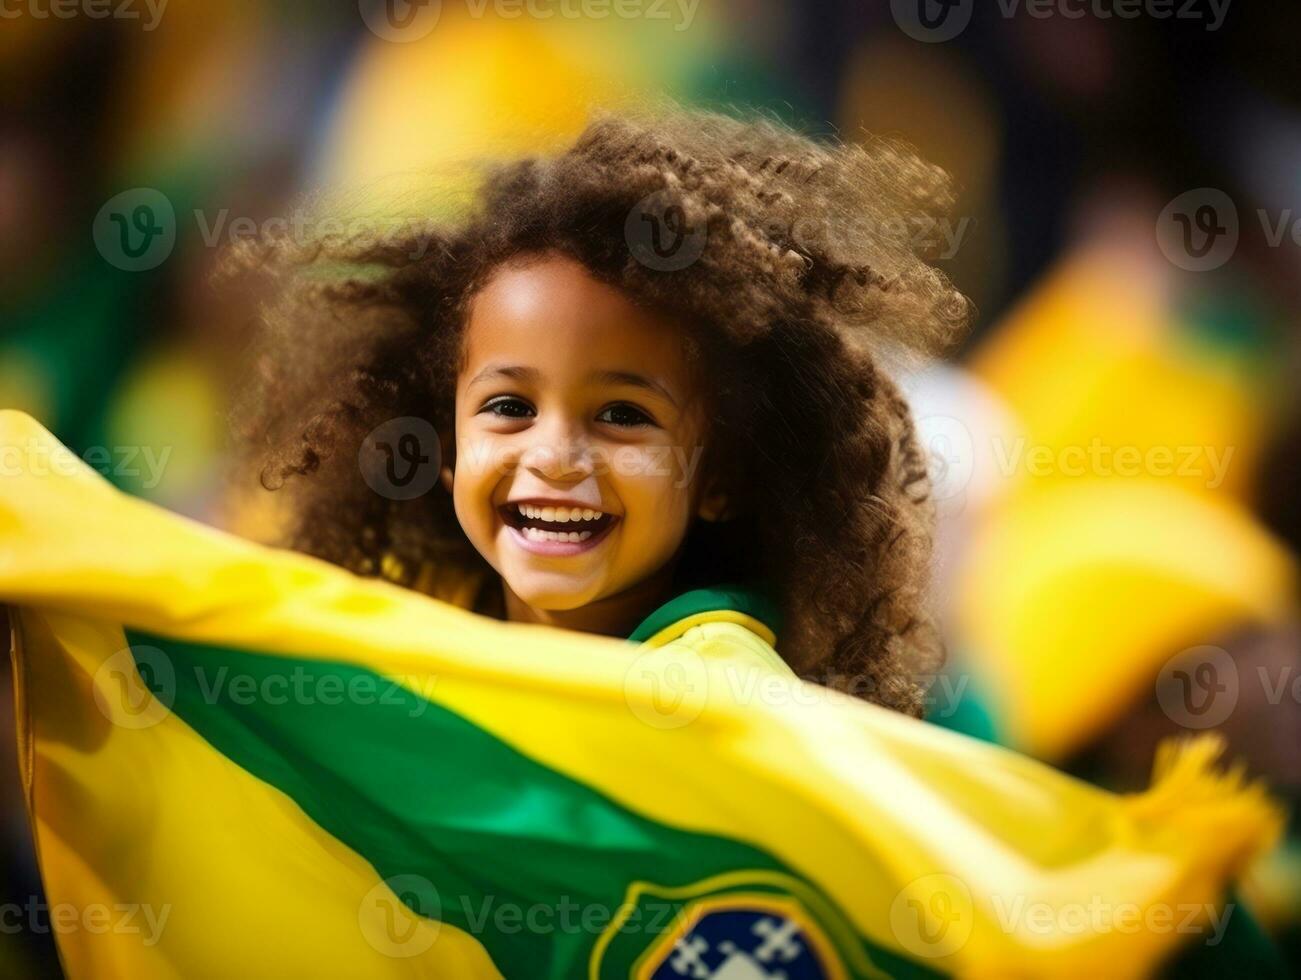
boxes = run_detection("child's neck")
[501,562,679,639]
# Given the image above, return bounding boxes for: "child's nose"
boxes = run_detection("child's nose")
[519,421,596,481]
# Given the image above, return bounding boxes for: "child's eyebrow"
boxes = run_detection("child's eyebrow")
[468,364,539,387]
[588,369,678,408]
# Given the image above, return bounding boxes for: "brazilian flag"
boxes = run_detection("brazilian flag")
[0,412,1281,978]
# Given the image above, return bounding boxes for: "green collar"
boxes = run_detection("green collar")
[626,583,783,644]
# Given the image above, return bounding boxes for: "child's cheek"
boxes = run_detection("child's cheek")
[611,440,704,493]
[451,434,505,559]
[616,448,695,541]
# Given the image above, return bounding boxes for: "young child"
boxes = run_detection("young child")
[232,107,969,717]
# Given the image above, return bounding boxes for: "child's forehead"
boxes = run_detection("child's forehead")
[460,255,699,383]
[470,252,654,327]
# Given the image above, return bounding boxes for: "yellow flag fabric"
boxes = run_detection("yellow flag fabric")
[0,411,1283,979]
[969,247,1266,501]
[958,246,1297,762]
[957,479,1298,761]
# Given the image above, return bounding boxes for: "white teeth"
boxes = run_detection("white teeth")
[513,503,606,523]
[521,527,594,543]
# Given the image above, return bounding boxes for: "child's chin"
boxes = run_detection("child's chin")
[505,572,602,612]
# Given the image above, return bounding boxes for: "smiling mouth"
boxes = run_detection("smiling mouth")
[498,502,618,544]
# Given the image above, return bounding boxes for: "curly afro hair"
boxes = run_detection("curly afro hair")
[226,106,971,717]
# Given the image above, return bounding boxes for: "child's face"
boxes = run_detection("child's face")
[444,253,719,615]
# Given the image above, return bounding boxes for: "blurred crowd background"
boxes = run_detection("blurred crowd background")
[2,0,1299,975]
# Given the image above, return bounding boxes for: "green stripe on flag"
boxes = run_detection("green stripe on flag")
[125,630,939,980]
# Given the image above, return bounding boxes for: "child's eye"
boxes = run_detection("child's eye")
[597,403,656,428]
[479,396,534,419]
